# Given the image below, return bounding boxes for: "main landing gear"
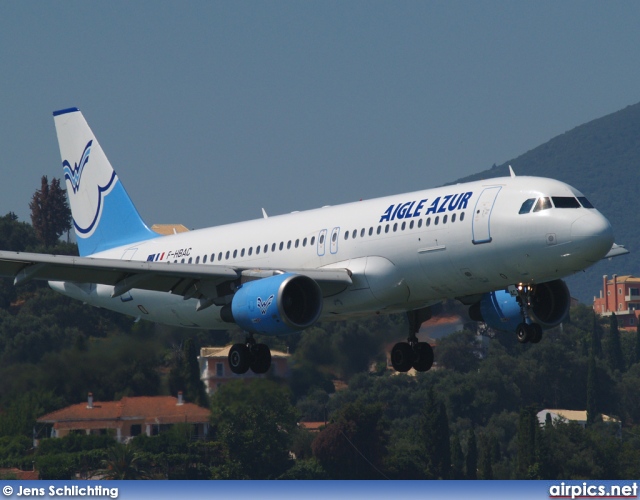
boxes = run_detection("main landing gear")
[513,285,543,344]
[228,336,272,374]
[391,308,434,373]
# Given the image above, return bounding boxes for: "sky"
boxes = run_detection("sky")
[2,1,640,230]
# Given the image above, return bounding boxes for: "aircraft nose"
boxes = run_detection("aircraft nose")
[571,212,614,259]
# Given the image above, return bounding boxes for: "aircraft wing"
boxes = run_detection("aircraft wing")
[0,251,352,300]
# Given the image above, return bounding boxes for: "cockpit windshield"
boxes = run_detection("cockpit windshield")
[519,195,594,214]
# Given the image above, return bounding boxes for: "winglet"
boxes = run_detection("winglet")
[508,165,516,178]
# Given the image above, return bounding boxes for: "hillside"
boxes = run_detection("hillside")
[450,102,640,303]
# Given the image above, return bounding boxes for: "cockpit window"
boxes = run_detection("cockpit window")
[578,196,594,208]
[552,197,581,208]
[532,197,552,212]
[519,198,536,214]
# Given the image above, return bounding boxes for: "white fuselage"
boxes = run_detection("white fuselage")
[50,175,613,329]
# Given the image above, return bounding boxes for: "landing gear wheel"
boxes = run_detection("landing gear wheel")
[250,343,272,374]
[516,323,532,344]
[229,343,251,374]
[391,342,414,372]
[529,324,543,344]
[413,342,434,372]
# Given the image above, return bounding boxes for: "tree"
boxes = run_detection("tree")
[607,313,624,373]
[450,434,464,479]
[517,406,539,478]
[420,387,451,479]
[99,444,151,479]
[465,429,477,479]
[312,400,388,479]
[168,339,208,407]
[210,380,298,479]
[587,344,597,425]
[634,322,640,366]
[29,176,72,248]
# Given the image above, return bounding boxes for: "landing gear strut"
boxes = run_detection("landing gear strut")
[228,335,272,374]
[513,285,543,344]
[391,308,434,373]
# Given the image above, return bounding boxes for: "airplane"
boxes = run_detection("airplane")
[0,107,627,374]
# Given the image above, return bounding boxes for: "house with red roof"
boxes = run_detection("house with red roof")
[36,392,210,444]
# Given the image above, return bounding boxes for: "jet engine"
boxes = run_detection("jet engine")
[223,273,323,335]
[469,279,571,333]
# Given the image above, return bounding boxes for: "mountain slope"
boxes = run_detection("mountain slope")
[451,102,640,303]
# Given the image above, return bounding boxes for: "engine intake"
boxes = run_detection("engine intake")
[225,273,323,336]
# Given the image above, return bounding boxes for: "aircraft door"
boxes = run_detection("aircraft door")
[472,186,502,244]
[317,229,327,256]
[330,227,340,254]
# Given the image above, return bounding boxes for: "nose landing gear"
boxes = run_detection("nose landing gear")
[513,284,543,344]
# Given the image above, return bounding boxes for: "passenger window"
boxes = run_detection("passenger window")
[393,223,397,232]
[452,213,456,223]
[552,197,580,208]
[533,197,552,212]
[332,233,337,242]
[295,239,299,248]
[233,250,237,258]
[369,227,373,236]
[218,252,223,261]
[418,219,422,228]
[303,237,307,246]
[426,218,431,227]
[435,216,439,225]
[443,215,447,224]
[377,226,381,235]
[352,229,357,239]
[578,196,594,208]
[264,244,269,253]
[272,243,276,252]
[279,242,284,251]
[241,249,245,257]
[460,212,465,221]
[203,255,207,263]
[385,224,390,233]
[344,232,349,240]
[287,241,291,249]
[225,251,230,260]
[320,234,325,244]
[195,256,200,264]
[248,247,252,256]
[256,246,260,255]
[360,228,365,237]
[311,236,315,245]
[410,220,414,229]
[401,221,406,230]
[519,198,536,214]
[188,257,193,264]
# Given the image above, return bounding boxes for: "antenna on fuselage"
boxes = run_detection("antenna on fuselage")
[262,208,269,219]
[508,165,516,177]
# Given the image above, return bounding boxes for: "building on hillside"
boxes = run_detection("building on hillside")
[198,346,291,395]
[36,393,210,444]
[537,409,620,430]
[593,274,640,329]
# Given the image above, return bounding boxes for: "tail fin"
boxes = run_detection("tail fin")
[53,108,157,256]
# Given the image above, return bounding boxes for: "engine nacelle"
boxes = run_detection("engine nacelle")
[469,279,571,333]
[226,273,323,336]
